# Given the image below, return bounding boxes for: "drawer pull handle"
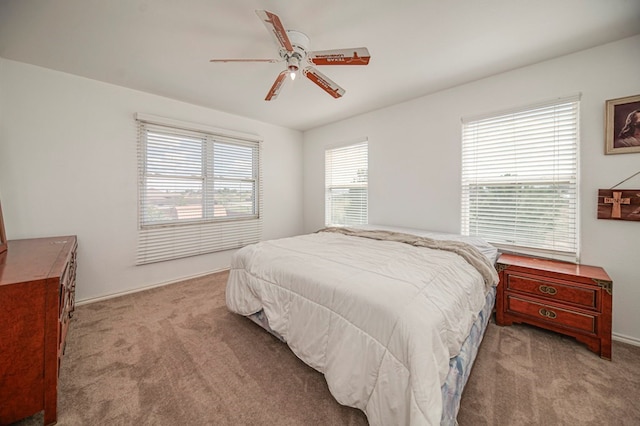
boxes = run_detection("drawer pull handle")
[538,308,557,319]
[539,285,558,295]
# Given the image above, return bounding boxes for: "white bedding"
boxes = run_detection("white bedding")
[226,227,498,425]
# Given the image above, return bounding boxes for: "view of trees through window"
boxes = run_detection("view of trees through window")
[466,180,575,252]
[326,171,368,226]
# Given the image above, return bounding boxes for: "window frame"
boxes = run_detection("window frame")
[135,113,262,264]
[325,139,369,227]
[460,96,580,262]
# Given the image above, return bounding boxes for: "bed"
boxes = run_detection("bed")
[226,225,499,425]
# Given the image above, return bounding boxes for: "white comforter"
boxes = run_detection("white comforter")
[226,229,497,425]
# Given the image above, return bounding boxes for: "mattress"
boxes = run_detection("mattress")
[226,225,498,425]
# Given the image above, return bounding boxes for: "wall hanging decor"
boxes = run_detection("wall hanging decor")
[605,94,640,155]
[597,171,640,221]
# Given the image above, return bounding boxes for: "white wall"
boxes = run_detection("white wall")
[0,58,304,302]
[303,35,640,343]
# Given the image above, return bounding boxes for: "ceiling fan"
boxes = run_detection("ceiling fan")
[210,10,371,101]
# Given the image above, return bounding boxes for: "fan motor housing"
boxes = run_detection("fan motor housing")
[282,30,310,66]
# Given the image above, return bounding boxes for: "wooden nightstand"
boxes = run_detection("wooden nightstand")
[495,253,612,360]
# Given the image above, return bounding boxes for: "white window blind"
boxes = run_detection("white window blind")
[325,140,368,226]
[136,114,262,265]
[461,96,580,262]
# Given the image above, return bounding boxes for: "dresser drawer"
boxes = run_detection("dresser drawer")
[58,244,77,317]
[59,249,76,291]
[505,273,597,309]
[506,295,596,334]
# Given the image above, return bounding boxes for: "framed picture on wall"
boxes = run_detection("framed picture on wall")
[0,201,7,254]
[605,94,640,155]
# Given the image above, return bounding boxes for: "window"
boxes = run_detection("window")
[325,140,368,226]
[136,113,262,264]
[461,96,580,262]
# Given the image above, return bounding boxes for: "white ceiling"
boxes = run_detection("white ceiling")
[1,0,639,131]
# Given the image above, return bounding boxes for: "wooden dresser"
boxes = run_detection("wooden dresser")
[495,253,612,359]
[0,236,78,425]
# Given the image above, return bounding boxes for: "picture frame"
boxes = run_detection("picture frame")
[0,201,7,254]
[605,94,640,155]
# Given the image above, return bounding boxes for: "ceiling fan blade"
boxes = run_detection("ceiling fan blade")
[308,48,371,66]
[255,10,294,53]
[303,67,345,99]
[210,59,280,63]
[265,70,289,101]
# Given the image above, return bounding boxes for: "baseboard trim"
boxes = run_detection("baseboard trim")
[76,268,230,306]
[612,332,640,347]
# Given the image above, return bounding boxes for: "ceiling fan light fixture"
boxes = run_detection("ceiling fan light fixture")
[210,11,370,101]
[286,54,300,80]
[286,55,300,72]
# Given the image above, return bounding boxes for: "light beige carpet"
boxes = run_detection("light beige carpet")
[14,271,640,425]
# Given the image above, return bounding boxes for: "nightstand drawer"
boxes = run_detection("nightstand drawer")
[506,274,597,309]
[507,296,596,334]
